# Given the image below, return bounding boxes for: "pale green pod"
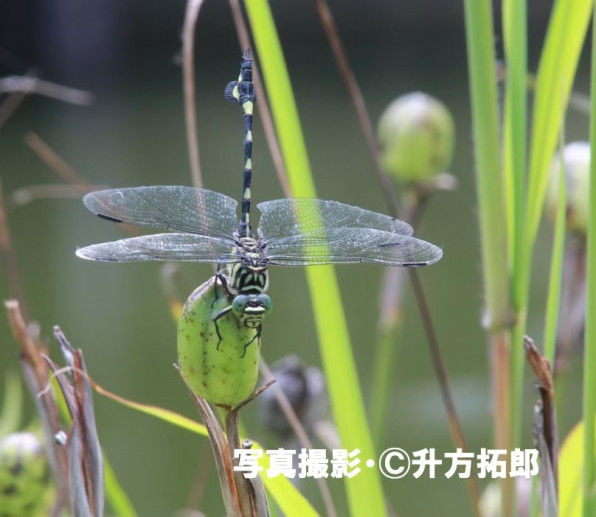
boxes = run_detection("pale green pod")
[177,276,261,408]
[377,92,455,183]
[0,432,51,517]
[546,141,590,235]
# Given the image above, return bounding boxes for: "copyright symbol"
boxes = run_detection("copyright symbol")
[378,447,411,479]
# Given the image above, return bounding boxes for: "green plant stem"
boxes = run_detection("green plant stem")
[370,284,403,448]
[463,1,512,513]
[243,2,386,516]
[463,1,514,514]
[544,152,567,368]
[583,6,596,515]
[509,4,592,515]
[463,0,509,330]
[502,0,527,272]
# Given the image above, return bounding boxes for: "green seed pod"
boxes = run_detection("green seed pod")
[0,432,51,517]
[177,276,262,408]
[377,92,455,183]
[546,141,590,235]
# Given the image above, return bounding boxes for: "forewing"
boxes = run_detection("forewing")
[76,233,239,263]
[264,228,442,266]
[82,186,238,238]
[256,198,413,239]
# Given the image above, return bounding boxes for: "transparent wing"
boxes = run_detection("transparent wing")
[264,228,442,266]
[82,186,238,238]
[76,233,240,263]
[256,198,413,239]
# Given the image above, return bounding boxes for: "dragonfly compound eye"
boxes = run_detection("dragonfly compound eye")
[231,294,272,330]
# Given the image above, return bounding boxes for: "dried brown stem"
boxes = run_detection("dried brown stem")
[4,300,70,511]
[314,0,398,217]
[25,132,93,191]
[259,360,338,517]
[190,391,243,517]
[0,76,93,105]
[0,91,27,130]
[524,335,558,490]
[182,0,206,188]
[9,184,91,208]
[0,184,30,321]
[409,270,483,517]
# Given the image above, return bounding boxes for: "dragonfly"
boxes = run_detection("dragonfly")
[76,49,443,347]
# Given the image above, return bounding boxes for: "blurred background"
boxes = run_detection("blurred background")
[0,1,590,515]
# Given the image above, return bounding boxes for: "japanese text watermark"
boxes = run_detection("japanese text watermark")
[233,447,539,480]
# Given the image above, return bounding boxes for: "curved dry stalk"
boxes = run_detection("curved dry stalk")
[258,359,338,517]
[0,90,27,130]
[0,185,30,321]
[182,0,207,188]
[25,132,93,192]
[0,75,93,105]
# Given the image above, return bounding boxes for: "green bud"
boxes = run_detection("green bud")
[177,276,261,408]
[377,92,455,182]
[0,433,51,517]
[546,141,590,235]
[480,479,530,517]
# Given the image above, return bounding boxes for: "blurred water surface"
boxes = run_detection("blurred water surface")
[0,2,589,516]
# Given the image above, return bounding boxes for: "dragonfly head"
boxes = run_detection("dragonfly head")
[232,293,272,328]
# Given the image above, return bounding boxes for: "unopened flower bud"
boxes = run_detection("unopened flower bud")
[177,276,262,408]
[377,92,455,183]
[0,433,51,517]
[546,141,590,235]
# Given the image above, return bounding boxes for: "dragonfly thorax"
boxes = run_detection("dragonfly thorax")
[228,262,268,295]
[227,236,269,296]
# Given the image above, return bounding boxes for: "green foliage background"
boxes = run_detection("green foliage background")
[0,2,591,516]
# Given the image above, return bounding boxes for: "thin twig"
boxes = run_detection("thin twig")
[9,184,92,209]
[24,132,93,192]
[409,270,482,514]
[182,0,206,188]
[0,76,94,105]
[0,183,30,321]
[228,0,291,197]
[313,0,398,216]
[0,90,27,130]
[23,135,141,237]
[259,359,338,517]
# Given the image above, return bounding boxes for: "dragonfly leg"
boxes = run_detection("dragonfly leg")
[240,325,261,358]
[213,305,233,350]
[212,270,233,310]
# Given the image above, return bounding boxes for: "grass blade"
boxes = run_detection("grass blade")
[543,150,567,368]
[462,0,509,327]
[502,0,527,270]
[243,2,386,515]
[511,0,593,464]
[525,0,593,246]
[583,5,596,514]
